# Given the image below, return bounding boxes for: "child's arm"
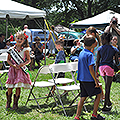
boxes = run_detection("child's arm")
[7,54,19,69]
[96,51,101,76]
[89,65,99,87]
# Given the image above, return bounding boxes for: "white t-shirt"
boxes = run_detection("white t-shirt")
[24,28,32,43]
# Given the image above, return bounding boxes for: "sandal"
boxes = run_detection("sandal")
[91,114,105,120]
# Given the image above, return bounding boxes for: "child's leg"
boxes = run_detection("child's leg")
[105,76,113,106]
[16,87,21,97]
[75,97,87,118]
[6,88,13,109]
[8,88,13,95]
[99,84,105,100]
[13,88,21,109]
[103,76,113,108]
[93,93,101,115]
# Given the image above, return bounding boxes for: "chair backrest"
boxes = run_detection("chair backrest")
[49,62,78,73]
[38,65,50,74]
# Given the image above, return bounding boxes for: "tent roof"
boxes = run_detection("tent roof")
[70,10,120,29]
[0,0,46,19]
[55,24,75,33]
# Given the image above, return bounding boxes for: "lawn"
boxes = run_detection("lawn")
[0,57,120,120]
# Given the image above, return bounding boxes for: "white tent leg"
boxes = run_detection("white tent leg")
[6,18,8,40]
[44,20,46,65]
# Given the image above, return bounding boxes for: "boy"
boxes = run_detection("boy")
[74,35,105,120]
[46,38,66,96]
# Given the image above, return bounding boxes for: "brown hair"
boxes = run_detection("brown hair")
[84,35,96,46]
[55,38,64,47]
[73,39,79,45]
[86,26,101,46]
[34,36,41,41]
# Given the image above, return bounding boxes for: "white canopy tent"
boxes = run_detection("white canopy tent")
[55,24,75,33]
[0,0,46,38]
[0,0,48,64]
[0,0,46,19]
[70,10,120,29]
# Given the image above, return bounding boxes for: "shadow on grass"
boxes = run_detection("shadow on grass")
[0,86,7,90]
[6,106,32,115]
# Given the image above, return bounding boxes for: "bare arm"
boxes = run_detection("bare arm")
[30,33,32,43]
[112,24,120,35]
[89,65,99,87]
[96,51,101,74]
[71,46,79,54]
[46,33,51,43]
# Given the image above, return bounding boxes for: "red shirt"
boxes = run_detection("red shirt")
[10,35,14,41]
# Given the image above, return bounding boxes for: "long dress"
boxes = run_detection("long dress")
[6,47,32,89]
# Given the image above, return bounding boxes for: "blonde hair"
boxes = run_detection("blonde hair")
[15,30,29,47]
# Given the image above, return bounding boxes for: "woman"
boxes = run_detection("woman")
[30,36,44,70]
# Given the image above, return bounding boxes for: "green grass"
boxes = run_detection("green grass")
[0,57,120,120]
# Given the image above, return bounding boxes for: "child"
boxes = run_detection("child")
[48,38,66,95]
[5,31,32,110]
[86,26,105,100]
[96,32,119,113]
[74,35,105,120]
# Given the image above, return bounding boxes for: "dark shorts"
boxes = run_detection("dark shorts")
[79,81,101,97]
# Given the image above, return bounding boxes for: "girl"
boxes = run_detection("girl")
[86,26,105,100]
[96,32,119,113]
[86,26,102,62]
[6,31,32,110]
[46,38,66,96]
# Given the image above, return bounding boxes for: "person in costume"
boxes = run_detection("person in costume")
[5,31,31,110]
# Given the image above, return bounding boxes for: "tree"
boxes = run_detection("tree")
[2,0,120,34]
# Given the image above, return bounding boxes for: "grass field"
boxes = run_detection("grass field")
[0,57,120,120]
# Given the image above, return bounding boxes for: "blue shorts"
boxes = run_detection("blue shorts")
[79,81,101,97]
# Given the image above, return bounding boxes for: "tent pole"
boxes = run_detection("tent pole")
[6,18,8,40]
[44,19,46,65]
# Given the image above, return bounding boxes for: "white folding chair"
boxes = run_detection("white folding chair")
[48,62,83,116]
[0,51,9,90]
[25,65,57,110]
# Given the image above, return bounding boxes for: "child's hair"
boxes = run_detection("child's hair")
[51,25,55,30]
[73,39,79,46]
[101,32,112,43]
[84,35,96,46]
[55,38,64,47]
[86,26,101,46]
[15,30,29,47]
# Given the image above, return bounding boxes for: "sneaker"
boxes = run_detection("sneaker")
[91,114,105,120]
[102,107,111,113]
[74,116,80,120]
[107,102,112,108]
[74,116,86,120]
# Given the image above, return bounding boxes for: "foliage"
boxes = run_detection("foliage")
[1,0,120,37]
